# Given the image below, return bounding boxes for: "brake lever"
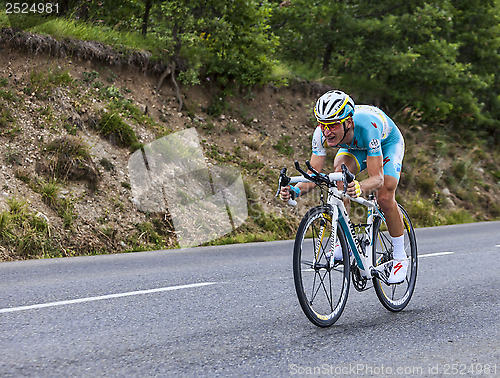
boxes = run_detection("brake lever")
[276,168,290,196]
[276,168,297,206]
[341,164,355,194]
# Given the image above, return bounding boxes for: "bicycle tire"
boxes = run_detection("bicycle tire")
[293,205,350,327]
[372,204,417,312]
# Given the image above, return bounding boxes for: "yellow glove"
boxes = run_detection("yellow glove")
[352,180,361,197]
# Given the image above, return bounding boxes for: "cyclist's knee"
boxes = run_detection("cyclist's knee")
[377,177,399,212]
[377,193,396,213]
[334,156,357,174]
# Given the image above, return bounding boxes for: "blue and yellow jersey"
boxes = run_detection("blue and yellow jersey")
[312,105,405,179]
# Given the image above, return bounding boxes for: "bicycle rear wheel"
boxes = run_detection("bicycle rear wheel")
[372,204,417,311]
[293,206,350,327]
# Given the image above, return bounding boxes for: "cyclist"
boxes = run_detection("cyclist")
[280,90,408,284]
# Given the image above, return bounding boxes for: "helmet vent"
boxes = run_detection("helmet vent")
[326,99,342,115]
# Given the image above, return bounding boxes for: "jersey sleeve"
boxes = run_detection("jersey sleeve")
[312,126,326,156]
[362,115,384,157]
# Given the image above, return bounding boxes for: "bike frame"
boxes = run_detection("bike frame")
[290,173,389,280]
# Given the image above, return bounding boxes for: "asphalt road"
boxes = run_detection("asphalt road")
[1,221,499,376]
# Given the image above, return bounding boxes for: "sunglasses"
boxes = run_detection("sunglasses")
[319,117,349,131]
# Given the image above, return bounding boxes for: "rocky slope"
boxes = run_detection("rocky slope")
[0,29,498,260]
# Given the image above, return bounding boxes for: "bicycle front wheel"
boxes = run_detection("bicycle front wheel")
[293,206,350,327]
[372,204,417,311]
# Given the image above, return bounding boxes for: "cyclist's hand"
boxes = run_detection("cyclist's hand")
[280,186,291,202]
[280,185,300,202]
[346,180,362,198]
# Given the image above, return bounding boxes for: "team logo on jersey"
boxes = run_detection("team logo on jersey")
[371,122,378,128]
[394,162,402,173]
[369,139,380,150]
[312,138,318,150]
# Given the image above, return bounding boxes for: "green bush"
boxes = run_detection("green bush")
[30,68,73,98]
[82,70,100,83]
[444,209,475,225]
[273,135,294,156]
[96,111,138,149]
[35,179,75,229]
[42,136,99,189]
[0,89,17,101]
[0,101,14,129]
[404,196,442,227]
[414,173,436,194]
[0,197,62,258]
[451,160,468,181]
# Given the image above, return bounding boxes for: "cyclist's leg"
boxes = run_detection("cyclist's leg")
[377,136,407,282]
[377,135,405,239]
[376,176,404,238]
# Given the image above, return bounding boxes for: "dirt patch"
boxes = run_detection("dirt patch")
[0,31,330,259]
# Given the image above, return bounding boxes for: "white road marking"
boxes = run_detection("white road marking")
[0,282,218,314]
[419,252,454,258]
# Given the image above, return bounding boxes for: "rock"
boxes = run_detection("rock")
[35,212,50,223]
[137,103,148,114]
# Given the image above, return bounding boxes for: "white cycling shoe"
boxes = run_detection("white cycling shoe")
[388,259,409,284]
[333,243,352,262]
[334,244,343,261]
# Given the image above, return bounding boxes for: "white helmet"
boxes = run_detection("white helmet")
[314,90,355,123]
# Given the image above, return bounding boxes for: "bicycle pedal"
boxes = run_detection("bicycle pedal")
[371,261,392,283]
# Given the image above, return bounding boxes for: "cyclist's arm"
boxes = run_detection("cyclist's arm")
[354,155,384,195]
[280,153,325,201]
[347,118,385,197]
[297,153,325,195]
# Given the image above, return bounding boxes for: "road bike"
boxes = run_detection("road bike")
[277,161,417,327]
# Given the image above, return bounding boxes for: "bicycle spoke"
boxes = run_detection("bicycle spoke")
[311,221,332,264]
[329,272,333,311]
[380,232,392,253]
[293,207,350,326]
[310,270,330,307]
[310,273,318,305]
[301,260,314,271]
[319,271,333,311]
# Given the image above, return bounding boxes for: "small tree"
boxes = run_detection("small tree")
[157,0,280,88]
